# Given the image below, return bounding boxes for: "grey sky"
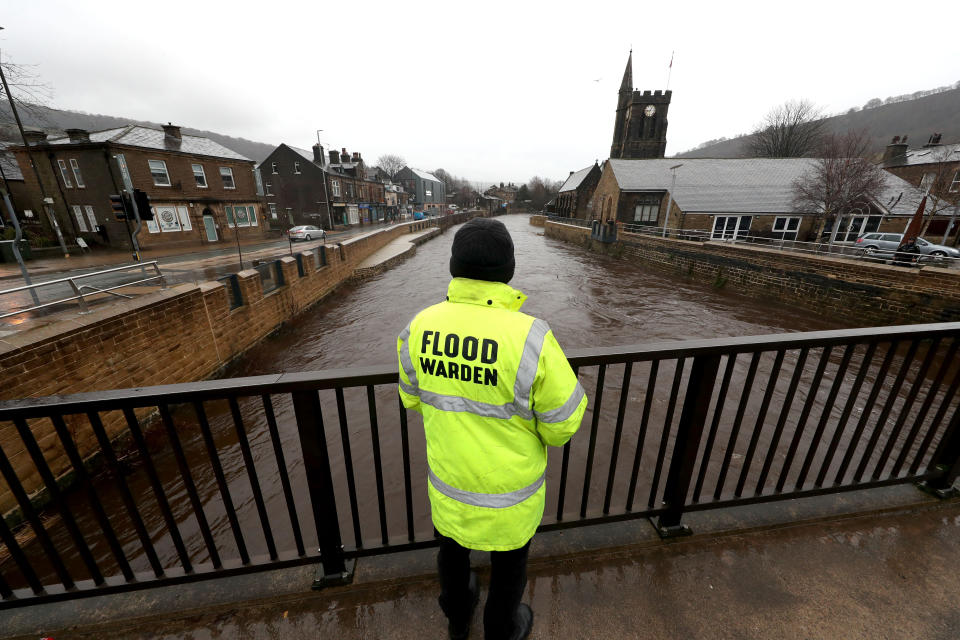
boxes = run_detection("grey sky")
[4,1,959,185]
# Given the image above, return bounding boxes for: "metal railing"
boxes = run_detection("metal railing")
[0,262,166,320]
[545,216,960,269]
[0,322,958,607]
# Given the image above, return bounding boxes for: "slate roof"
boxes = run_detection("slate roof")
[407,168,442,183]
[895,143,960,167]
[559,165,595,193]
[287,145,318,164]
[45,125,251,161]
[0,143,23,181]
[607,158,922,216]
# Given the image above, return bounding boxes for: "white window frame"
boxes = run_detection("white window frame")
[271,161,278,174]
[919,172,935,192]
[149,159,171,186]
[58,159,73,188]
[70,159,85,188]
[711,215,753,240]
[772,216,801,232]
[294,161,301,174]
[950,170,960,193]
[220,167,236,189]
[192,163,208,188]
[269,203,278,219]
[71,205,88,232]
[331,179,341,197]
[633,203,658,223]
[265,182,273,196]
[83,205,97,230]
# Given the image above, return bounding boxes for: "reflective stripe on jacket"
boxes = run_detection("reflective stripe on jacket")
[398,277,587,551]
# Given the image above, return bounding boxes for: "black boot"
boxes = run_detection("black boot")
[449,571,480,640]
[508,603,533,640]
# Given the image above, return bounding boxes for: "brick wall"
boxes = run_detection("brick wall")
[544,219,960,327]
[0,219,441,515]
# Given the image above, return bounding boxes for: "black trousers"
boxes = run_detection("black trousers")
[437,535,531,640]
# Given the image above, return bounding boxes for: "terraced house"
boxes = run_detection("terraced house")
[10,124,267,251]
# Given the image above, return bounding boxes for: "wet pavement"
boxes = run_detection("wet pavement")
[6,493,960,639]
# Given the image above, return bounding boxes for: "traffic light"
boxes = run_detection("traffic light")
[110,193,130,220]
[132,189,153,221]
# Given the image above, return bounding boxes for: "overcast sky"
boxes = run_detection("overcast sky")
[4,1,959,185]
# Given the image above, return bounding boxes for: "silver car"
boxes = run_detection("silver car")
[855,232,960,258]
[287,225,326,242]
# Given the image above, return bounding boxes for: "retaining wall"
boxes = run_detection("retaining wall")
[545,220,960,327]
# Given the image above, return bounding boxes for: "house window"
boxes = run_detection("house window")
[57,160,73,188]
[950,170,960,193]
[70,159,85,188]
[265,182,273,196]
[711,215,753,240]
[294,161,301,174]
[220,167,235,189]
[84,205,97,230]
[773,216,801,240]
[225,204,257,227]
[633,195,661,223]
[149,159,171,186]
[919,172,935,191]
[71,205,88,232]
[269,203,278,219]
[286,208,294,225]
[331,179,341,197]
[192,163,207,188]
[271,162,278,174]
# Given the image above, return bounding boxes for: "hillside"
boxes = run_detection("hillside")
[0,103,278,163]
[677,87,960,158]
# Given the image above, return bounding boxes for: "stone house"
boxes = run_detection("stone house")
[590,158,925,243]
[9,124,267,251]
[554,162,602,218]
[484,182,518,204]
[882,134,960,244]
[258,144,388,229]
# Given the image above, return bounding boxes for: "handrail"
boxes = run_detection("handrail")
[0,261,165,319]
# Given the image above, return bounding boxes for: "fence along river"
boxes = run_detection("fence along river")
[1,214,957,597]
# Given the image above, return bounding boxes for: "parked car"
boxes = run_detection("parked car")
[287,225,326,242]
[855,233,960,258]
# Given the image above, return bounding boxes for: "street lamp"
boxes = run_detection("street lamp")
[317,129,334,231]
[662,163,683,238]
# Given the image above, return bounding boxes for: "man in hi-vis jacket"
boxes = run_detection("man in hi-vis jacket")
[398,217,587,640]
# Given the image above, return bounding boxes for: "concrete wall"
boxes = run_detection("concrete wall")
[545,219,960,326]
[0,219,437,516]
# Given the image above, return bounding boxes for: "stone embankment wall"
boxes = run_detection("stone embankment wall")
[0,219,446,516]
[545,219,960,326]
[529,214,545,226]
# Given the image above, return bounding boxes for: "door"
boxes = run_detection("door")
[203,214,218,242]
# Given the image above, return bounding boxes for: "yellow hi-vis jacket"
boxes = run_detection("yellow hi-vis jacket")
[398,278,587,551]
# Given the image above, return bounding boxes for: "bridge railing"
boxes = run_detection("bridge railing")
[0,322,959,607]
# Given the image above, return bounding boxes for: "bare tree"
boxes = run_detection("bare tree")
[792,130,887,240]
[526,176,562,211]
[376,154,406,180]
[0,57,55,126]
[745,99,826,158]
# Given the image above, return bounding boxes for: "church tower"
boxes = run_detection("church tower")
[609,51,671,159]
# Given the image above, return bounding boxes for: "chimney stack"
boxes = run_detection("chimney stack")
[313,143,325,164]
[924,133,943,147]
[23,129,47,145]
[329,149,340,164]
[162,122,182,141]
[65,128,90,143]
[351,151,359,162]
[882,135,909,168]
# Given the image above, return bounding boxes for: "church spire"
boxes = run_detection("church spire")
[619,49,633,93]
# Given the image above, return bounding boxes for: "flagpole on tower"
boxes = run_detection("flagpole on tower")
[666,51,675,90]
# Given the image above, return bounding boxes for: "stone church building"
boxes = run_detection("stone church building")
[609,51,672,159]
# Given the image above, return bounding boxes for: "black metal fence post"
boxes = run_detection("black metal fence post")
[920,401,960,498]
[652,354,721,537]
[291,390,353,588]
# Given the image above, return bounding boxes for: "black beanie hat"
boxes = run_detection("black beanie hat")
[449,218,515,284]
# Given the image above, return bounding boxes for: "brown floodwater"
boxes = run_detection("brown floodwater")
[4,214,957,591]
